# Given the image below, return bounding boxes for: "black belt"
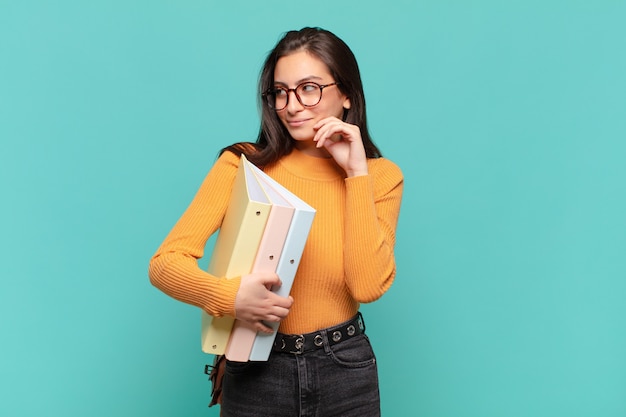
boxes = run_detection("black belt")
[272,312,366,354]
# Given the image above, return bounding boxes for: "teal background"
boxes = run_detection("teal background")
[1,1,625,416]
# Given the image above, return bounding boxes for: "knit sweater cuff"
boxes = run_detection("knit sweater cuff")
[202,276,241,318]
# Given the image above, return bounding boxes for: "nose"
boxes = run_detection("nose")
[285,89,304,113]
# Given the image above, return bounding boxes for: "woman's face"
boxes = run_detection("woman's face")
[273,50,351,156]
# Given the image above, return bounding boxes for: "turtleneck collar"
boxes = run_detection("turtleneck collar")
[277,147,346,181]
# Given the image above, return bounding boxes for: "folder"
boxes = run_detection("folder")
[224,172,296,362]
[200,155,272,354]
[247,163,316,361]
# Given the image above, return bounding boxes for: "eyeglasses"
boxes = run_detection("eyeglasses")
[263,82,339,111]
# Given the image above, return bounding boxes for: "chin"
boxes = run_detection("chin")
[288,130,315,142]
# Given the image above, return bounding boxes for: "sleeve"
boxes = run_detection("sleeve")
[343,158,404,303]
[148,151,242,317]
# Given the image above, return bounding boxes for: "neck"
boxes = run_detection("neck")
[292,140,332,159]
[280,147,345,180]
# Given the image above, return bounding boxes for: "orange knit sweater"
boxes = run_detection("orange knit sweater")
[149,148,403,334]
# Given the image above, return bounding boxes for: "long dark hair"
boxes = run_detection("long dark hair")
[222,27,382,167]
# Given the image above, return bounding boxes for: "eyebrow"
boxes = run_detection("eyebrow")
[273,75,324,86]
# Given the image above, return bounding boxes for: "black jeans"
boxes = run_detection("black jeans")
[221,320,380,417]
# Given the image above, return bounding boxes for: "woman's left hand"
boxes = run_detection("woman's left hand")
[313,117,368,177]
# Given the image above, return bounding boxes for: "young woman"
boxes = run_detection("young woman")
[149,27,403,417]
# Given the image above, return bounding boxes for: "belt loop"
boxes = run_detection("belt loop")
[319,329,330,352]
[357,311,365,333]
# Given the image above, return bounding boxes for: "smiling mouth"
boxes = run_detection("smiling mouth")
[287,119,311,127]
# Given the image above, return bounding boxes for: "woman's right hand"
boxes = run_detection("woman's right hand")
[234,272,294,333]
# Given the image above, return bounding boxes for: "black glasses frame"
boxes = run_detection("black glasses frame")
[263,82,339,110]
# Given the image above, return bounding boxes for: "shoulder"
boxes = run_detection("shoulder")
[200,150,242,185]
[210,149,247,175]
[209,144,268,177]
[367,157,404,184]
